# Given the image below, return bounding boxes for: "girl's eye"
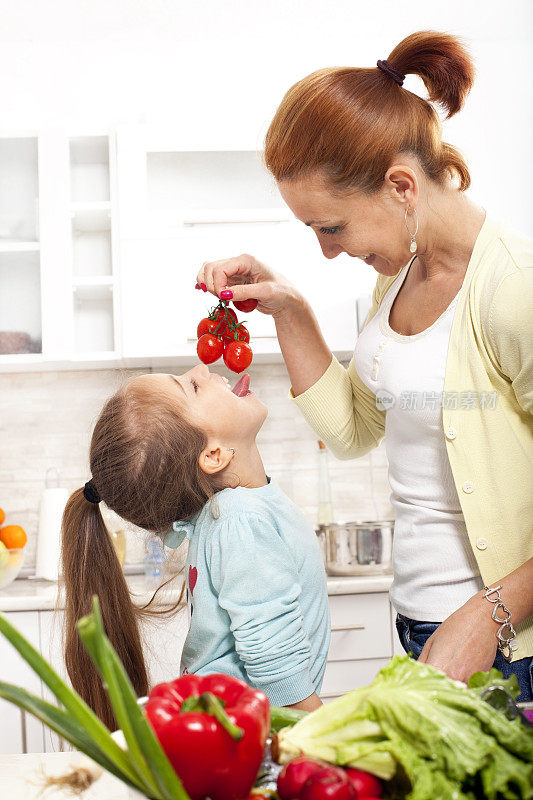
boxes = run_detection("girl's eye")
[191,379,199,393]
[320,226,342,235]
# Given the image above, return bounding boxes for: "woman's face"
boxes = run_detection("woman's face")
[278,171,415,276]
[133,365,267,444]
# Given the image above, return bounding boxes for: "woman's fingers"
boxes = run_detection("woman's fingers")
[196,254,274,298]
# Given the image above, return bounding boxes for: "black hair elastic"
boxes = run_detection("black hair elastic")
[376,59,405,87]
[83,479,101,505]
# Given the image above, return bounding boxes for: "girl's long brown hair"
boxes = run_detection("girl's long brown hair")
[264,30,475,193]
[62,378,214,729]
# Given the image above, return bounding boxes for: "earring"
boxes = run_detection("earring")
[404,206,419,253]
[228,448,236,456]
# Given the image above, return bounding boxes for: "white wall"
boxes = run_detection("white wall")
[0,0,532,233]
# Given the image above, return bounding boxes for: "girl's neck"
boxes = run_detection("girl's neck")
[228,442,269,489]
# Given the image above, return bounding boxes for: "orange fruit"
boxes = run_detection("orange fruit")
[0,525,27,549]
[0,508,5,526]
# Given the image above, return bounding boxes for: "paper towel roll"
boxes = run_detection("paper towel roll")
[35,486,69,581]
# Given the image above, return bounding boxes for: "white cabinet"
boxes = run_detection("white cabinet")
[0,611,44,754]
[116,124,377,362]
[2,125,378,372]
[320,593,394,702]
[0,589,396,753]
[0,131,120,372]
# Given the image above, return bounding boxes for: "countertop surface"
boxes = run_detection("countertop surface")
[0,752,131,799]
[0,572,393,612]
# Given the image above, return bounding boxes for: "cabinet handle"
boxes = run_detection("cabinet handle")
[183,217,290,226]
[331,624,365,632]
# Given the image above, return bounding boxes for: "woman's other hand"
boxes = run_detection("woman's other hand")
[418,594,498,683]
[196,253,301,319]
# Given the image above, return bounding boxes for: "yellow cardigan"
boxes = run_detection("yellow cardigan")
[292,214,533,660]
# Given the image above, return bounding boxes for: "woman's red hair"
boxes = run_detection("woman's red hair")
[264,31,475,193]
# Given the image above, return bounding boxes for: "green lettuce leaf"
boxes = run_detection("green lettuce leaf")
[276,655,533,800]
[468,668,521,700]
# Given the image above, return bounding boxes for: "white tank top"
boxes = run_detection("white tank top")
[354,260,483,621]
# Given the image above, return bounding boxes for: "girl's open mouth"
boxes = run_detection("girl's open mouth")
[231,374,252,397]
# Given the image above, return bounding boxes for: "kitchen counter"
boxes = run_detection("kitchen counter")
[0,573,393,612]
[0,751,129,799]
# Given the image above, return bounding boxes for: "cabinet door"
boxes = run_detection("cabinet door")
[320,592,394,702]
[140,607,190,689]
[0,611,44,754]
[39,610,73,753]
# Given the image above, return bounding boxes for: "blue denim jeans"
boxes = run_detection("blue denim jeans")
[396,613,533,702]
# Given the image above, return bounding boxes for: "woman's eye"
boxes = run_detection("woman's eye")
[320,226,341,235]
[191,379,199,393]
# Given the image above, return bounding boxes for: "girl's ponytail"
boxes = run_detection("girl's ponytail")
[61,488,148,729]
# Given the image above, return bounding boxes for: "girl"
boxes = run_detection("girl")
[62,364,330,729]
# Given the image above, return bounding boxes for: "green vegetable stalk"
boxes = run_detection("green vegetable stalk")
[274,655,533,800]
[0,597,190,800]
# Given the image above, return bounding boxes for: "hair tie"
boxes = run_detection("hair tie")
[376,59,405,86]
[83,479,101,505]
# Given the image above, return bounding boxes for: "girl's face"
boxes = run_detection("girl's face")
[277,169,417,276]
[134,365,267,444]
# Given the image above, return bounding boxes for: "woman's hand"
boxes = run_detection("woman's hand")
[418,594,498,683]
[196,253,301,319]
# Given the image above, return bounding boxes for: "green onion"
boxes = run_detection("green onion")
[77,596,189,800]
[0,682,137,788]
[0,612,143,789]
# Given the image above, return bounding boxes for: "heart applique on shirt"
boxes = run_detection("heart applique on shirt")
[188,565,198,595]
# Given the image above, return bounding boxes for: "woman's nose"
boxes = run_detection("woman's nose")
[319,240,343,259]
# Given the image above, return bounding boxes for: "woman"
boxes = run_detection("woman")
[196,31,533,699]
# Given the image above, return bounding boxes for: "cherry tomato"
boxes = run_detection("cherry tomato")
[233,298,258,313]
[214,307,238,325]
[197,333,224,364]
[225,324,250,344]
[197,317,220,338]
[344,768,382,798]
[223,341,253,373]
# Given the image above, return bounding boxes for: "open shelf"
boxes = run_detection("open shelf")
[73,276,114,300]
[71,202,112,232]
[72,226,112,277]
[70,136,110,203]
[0,241,40,253]
[73,290,115,354]
[0,137,39,242]
[0,251,42,354]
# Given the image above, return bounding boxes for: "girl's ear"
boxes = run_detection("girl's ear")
[199,445,234,475]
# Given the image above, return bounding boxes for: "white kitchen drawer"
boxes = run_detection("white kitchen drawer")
[320,657,390,698]
[0,611,44,754]
[327,593,392,661]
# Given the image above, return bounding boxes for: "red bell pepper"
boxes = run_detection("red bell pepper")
[145,673,270,800]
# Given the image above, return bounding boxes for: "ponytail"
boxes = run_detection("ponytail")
[265,30,476,193]
[385,30,475,120]
[62,488,148,729]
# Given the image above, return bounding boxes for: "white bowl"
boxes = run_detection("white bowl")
[0,548,25,589]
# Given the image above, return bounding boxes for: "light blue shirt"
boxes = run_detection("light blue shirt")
[179,478,331,705]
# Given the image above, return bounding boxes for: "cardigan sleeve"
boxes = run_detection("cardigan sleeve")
[289,275,393,460]
[488,266,533,414]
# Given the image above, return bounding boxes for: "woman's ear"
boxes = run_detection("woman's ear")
[199,445,234,476]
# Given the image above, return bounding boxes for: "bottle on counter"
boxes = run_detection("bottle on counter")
[317,440,334,527]
[101,506,126,567]
[143,535,167,582]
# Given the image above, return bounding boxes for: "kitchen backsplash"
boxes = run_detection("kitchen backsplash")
[0,361,393,569]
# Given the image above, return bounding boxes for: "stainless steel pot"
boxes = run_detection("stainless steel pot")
[317,520,394,576]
